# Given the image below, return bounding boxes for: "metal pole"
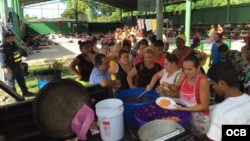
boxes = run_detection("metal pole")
[58,1,60,19]
[185,0,192,46]
[226,0,230,22]
[75,0,78,21]
[41,4,42,18]
[156,0,163,40]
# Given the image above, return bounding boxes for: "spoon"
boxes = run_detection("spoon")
[136,90,147,99]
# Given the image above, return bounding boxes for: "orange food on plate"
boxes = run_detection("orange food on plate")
[159,99,170,107]
[161,116,180,122]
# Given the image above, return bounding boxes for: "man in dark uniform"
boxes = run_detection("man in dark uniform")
[0,31,35,97]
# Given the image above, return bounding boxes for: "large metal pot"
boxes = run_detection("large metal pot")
[138,120,185,141]
[33,79,91,140]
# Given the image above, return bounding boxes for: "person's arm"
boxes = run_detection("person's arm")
[200,52,208,66]
[132,57,136,66]
[241,46,247,57]
[209,46,214,66]
[0,46,8,74]
[146,70,164,91]
[176,77,210,112]
[165,72,183,98]
[100,79,120,87]
[69,57,81,80]
[168,72,185,91]
[108,62,118,74]
[127,67,138,88]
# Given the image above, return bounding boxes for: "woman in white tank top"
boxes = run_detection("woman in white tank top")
[146,52,182,98]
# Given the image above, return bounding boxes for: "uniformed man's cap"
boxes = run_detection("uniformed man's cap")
[4,32,15,38]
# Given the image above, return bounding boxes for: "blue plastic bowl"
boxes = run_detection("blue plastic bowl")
[116,88,159,125]
[134,101,191,129]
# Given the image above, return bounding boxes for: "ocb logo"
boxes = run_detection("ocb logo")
[226,129,247,136]
[222,125,249,140]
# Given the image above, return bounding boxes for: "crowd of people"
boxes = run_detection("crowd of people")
[1,23,249,140]
[67,24,250,140]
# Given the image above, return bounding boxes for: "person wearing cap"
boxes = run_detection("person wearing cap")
[127,46,162,88]
[172,34,193,67]
[0,32,35,97]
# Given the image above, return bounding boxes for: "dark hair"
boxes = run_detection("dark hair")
[108,41,115,47]
[153,40,164,47]
[118,49,129,59]
[137,39,149,48]
[122,39,131,46]
[191,38,200,49]
[91,36,98,44]
[207,62,239,87]
[101,41,109,47]
[150,35,156,44]
[218,43,229,53]
[122,39,131,50]
[78,40,93,50]
[165,52,178,64]
[94,54,106,67]
[184,52,200,68]
[130,35,137,42]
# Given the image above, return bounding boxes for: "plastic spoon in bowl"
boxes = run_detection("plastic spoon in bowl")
[136,90,147,100]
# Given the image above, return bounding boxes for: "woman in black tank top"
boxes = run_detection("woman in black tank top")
[69,40,94,84]
[115,50,133,93]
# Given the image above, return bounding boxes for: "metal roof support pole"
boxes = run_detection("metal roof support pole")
[185,0,192,46]
[16,0,21,17]
[156,0,163,40]
[75,0,78,21]
[13,0,18,14]
[19,2,24,20]
[226,0,231,22]
[8,0,14,9]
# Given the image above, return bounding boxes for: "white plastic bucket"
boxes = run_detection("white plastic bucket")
[95,98,124,141]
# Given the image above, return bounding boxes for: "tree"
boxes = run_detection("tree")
[61,0,88,20]
[110,9,121,22]
[61,0,117,22]
[89,1,116,22]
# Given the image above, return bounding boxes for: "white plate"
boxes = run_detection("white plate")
[156,97,177,110]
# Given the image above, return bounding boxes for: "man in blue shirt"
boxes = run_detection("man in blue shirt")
[89,54,120,96]
[209,33,227,66]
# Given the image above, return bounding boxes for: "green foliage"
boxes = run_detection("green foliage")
[163,0,248,12]
[61,0,118,22]
[61,0,88,19]
[48,59,64,70]
[87,1,117,22]
[110,9,121,22]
